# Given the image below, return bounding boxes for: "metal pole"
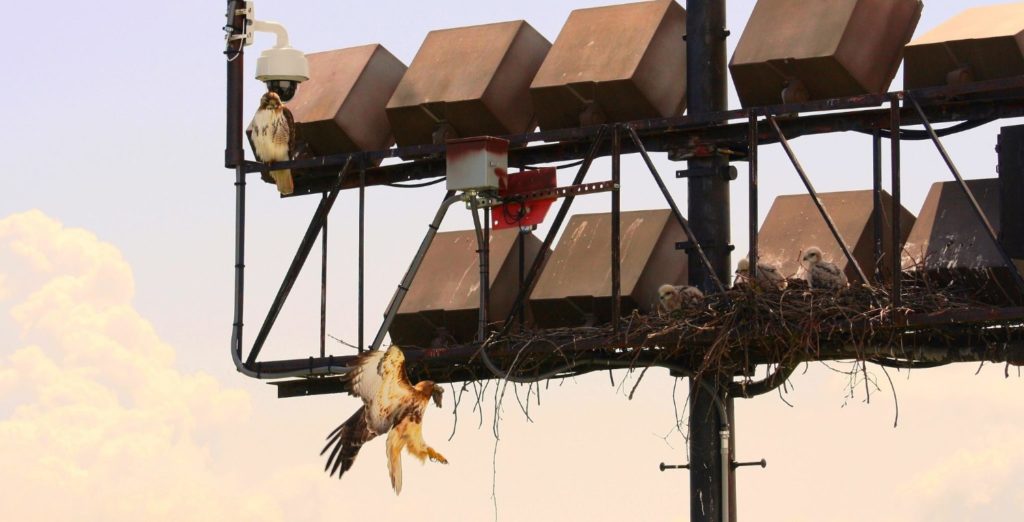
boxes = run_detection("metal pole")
[909,96,1024,294]
[872,131,884,283]
[358,169,365,352]
[727,397,737,521]
[768,116,871,286]
[471,201,491,343]
[320,193,328,358]
[748,113,759,284]
[225,1,245,170]
[497,126,608,331]
[627,127,727,294]
[371,192,461,351]
[517,226,526,331]
[611,126,622,333]
[246,176,348,366]
[226,0,246,362]
[890,97,903,309]
[686,2,730,522]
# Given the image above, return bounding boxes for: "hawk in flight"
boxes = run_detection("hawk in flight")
[250,91,296,195]
[800,246,849,290]
[322,345,448,494]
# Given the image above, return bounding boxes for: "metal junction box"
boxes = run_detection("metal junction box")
[529,209,689,328]
[286,44,406,155]
[389,229,545,348]
[530,0,687,130]
[904,3,1024,89]
[730,0,922,107]
[386,21,551,147]
[445,137,508,193]
[758,190,916,283]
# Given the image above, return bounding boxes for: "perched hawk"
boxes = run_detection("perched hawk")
[322,345,447,494]
[734,258,786,291]
[658,284,704,313]
[250,91,296,195]
[800,246,848,290]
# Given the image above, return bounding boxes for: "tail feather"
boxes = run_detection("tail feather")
[321,406,377,479]
[386,429,405,494]
[270,169,294,195]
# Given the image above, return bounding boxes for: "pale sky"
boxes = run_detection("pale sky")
[2,1,1023,520]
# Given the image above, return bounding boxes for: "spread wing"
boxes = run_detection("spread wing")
[339,345,416,435]
[321,406,379,479]
[325,345,438,491]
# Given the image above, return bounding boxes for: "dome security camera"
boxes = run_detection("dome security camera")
[256,46,308,101]
[250,19,309,102]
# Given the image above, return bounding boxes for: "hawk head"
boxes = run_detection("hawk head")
[430,384,444,408]
[736,258,750,275]
[259,91,283,111]
[658,284,678,307]
[801,246,823,267]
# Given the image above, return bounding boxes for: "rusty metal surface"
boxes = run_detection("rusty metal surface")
[758,190,915,282]
[902,179,1005,270]
[246,76,1024,190]
[530,0,687,130]
[904,3,1024,89]
[530,209,689,327]
[386,21,550,147]
[287,45,406,155]
[730,0,922,107]
[389,228,544,347]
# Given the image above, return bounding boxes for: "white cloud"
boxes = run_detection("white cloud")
[0,210,276,521]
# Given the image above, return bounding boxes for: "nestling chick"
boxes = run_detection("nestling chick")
[800,246,848,290]
[658,284,704,312]
[734,258,786,291]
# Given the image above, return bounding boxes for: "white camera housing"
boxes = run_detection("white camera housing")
[249,19,309,101]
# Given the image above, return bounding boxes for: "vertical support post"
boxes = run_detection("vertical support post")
[233,169,246,360]
[517,226,526,331]
[320,193,328,358]
[358,169,366,352]
[246,181,347,366]
[627,127,726,293]
[747,113,759,282]
[769,116,870,286]
[372,192,461,351]
[496,126,607,333]
[469,198,491,343]
[909,97,1024,294]
[226,0,247,361]
[998,125,1024,260]
[890,96,903,309]
[225,1,245,170]
[481,203,491,341]
[611,126,622,334]
[872,131,884,283]
[686,2,731,522]
[726,397,737,521]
